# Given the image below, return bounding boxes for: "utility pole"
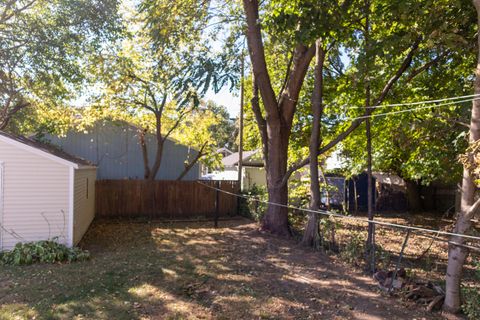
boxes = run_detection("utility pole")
[238,53,245,191]
[364,0,375,274]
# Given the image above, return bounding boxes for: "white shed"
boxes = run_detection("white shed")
[0,132,97,251]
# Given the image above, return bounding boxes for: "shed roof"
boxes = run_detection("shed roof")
[217,147,233,155]
[0,131,94,168]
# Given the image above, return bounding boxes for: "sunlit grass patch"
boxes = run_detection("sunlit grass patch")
[0,304,38,320]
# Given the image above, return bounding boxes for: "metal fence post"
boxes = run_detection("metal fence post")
[214,181,220,228]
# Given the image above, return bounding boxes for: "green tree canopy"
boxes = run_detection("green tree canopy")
[0,0,121,130]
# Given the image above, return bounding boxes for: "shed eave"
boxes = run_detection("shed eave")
[0,135,80,169]
[77,165,97,170]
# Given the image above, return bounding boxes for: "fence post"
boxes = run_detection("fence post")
[233,181,238,216]
[214,181,220,228]
[389,229,411,293]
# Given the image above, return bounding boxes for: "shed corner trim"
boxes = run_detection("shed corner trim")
[68,166,74,247]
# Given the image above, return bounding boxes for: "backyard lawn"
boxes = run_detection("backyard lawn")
[0,217,460,319]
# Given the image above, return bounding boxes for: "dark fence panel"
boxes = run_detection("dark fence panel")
[96,180,239,219]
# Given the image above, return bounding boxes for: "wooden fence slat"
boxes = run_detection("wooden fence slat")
[95,180,239,219]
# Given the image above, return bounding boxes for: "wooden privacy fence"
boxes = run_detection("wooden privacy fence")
[95,180,239,219]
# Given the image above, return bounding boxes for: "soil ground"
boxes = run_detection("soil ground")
[328,212,479,284]
[1,216,471,319]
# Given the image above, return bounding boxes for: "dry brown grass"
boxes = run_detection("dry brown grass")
[0,216,468,319]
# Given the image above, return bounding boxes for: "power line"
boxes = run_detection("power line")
[198,181,480,242]
[346,97,479,121]
[342,93,480,110]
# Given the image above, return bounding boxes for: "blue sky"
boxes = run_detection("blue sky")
[205,86,240,118]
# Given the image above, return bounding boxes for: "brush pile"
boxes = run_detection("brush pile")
[374,268,445,312]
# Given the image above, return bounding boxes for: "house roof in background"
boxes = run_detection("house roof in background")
[0,131,94,168]
[222,150,263,167]
[217,147,233,155]
[372,172,405,186]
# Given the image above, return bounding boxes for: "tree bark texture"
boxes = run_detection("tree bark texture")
[302,40,325,247]
[261,125,291,236]
[364,0,375,256]
[243,0,315,236]
[443,0,480,312]
[147,111,165,180]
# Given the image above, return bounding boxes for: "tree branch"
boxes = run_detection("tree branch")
[251,75,268,167]
[163,107,194,141]
[280,44,316,126]
[242,0,279,119]
[406,50,449,83]
[132,98,156,113]
[436,114,470,129]
[0,101,30,131]
[370,36,422,109]
[282,38,422,184]
[177,141,208,181]
[277,52,294,102]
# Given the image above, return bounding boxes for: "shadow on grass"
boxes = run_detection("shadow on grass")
[0,217,440,319]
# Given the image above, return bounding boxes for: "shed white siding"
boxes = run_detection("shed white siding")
[73,168,96,245]
[243,167,267,190]
[0,139,70,250]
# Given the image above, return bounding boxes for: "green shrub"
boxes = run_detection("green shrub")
[239,184,268,221]
[462,259,480,319]
[0,239,90,265]
[462,287,480,320]
[375,245,392,271]
[340,231,364,265]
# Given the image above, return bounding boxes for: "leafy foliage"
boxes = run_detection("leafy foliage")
[238,184,268,221]
[339,231,365,265]
[240,0,476,189]
[459,139,480,186]
[175,101,236,170]
[0,240,90,266]
[0,0,121,130]
[138,0,239,105]
[336,0,475,184]
[461,259,480,319]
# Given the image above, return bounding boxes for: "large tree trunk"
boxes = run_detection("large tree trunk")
[261,123,291,236]
[444,0,480,312]
[243,0,315,237]
[302,39,325,247]
[444,173,477,312]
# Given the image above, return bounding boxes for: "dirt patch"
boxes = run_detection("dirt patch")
[0,218,458,319]
[330,213,479,284]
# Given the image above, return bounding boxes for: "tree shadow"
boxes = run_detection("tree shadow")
[0,218,442,319]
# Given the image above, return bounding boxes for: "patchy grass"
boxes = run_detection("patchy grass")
[328,213,480,284]
[0,217,450,319]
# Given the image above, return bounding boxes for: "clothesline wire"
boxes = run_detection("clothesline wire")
[346,97,478,121]
[197,181,480,242]
[342,93,480,110]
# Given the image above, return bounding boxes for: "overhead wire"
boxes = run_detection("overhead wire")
[341,93,480,110]
[346,97,480,121]
[202,94,480,244]
[198,181,480,242]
